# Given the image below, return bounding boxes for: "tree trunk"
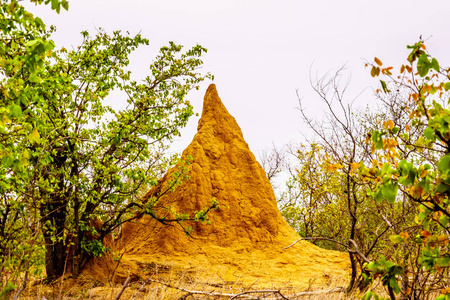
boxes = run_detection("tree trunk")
[72,195,81,278]
[347,176,359,293]
[41,196,68,281]
[41,148,69,281]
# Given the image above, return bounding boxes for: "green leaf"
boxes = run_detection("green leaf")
[51,0,61,13]
[431,58,440,72]
[25,39,40,48]
[61,0,69,10]
[445,82,450,91]
[366,262,378,270]
[364,291,373,300]
[389,235,404,244]
[389,276,401,294]
[375,188,384,202]
[43,41,55,51]
[380,80,390,93]
[418,211,427,221]
[391,265,403,275]
[382,163,391,176]
[1,155,13,168]
[437,256,450,267]
[371,131,384,150]
[424,127,435,140]
[382,182,398,204]
[437,183,450,193]
[438,155,450,174]
[418,53,431,77]
[9,104,22,118]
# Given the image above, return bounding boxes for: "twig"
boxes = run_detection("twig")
[109,249,127,287]
[12,271,28,300]
[230,290,288,299]
[289,287,345,297]
[282,237,348,250]
[114,276,131,300]
[282,239,302,250]
[145,278,235,297]
[348,239,371,264]
[147,277,344,299]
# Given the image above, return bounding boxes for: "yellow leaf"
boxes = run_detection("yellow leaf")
[372,159,378,168]
[28,128,41,144]
[2,115,11,125]
[23,149,30,159]
[420,170,427,178]
[326,163,343,172]
[414,214,420,224]
[400,232,409,240]
[350,162,359,173]
[383,120,395,130]
[374,57,383,66]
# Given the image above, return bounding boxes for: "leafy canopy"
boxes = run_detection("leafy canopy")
[0,0,214,289]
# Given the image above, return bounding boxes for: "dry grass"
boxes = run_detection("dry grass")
[16,269,384,300]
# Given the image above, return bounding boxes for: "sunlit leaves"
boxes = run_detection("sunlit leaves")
[0,0,213,284]
[8,104,22,118]
[27,128,40,144]
[407,41,426,63]
[365,256,403,295]
[381,181,398,204]
[326,163,343,172]
[364,41,450,299]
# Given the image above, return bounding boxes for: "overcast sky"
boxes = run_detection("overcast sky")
[25,0,450,158]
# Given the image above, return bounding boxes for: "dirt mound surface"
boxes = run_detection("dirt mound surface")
[85,84,349,289]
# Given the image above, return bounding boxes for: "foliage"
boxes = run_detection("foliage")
[0,0,214,294]
[0,0,68,295]
[291,67,417,293]
[270,42,450,299]
[361,41,450,299]
[276,144,350,250]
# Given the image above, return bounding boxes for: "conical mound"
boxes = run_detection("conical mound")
[86,84,349,288]
[122,83,292,251]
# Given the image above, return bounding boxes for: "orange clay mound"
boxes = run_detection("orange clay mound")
[84,84,349,289]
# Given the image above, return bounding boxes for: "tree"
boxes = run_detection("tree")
[361,42,450,300]
[1,0,69,295]
[271,64,426,296]
[288,41,450,299]
[0,0,213,289]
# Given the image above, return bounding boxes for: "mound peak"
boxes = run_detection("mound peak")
[127,83,285,251]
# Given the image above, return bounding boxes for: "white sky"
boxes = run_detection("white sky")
[24,0,450,159]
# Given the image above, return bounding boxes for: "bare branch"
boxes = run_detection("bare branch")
[114,276,131,300]
[145,277,344,299]
[282,238,349,250]
[348,239,370,264]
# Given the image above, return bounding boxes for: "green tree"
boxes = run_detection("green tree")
[276,143,349,248]
[362,42,450,300]
[0,0,213,290]
[1,0,69,295]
